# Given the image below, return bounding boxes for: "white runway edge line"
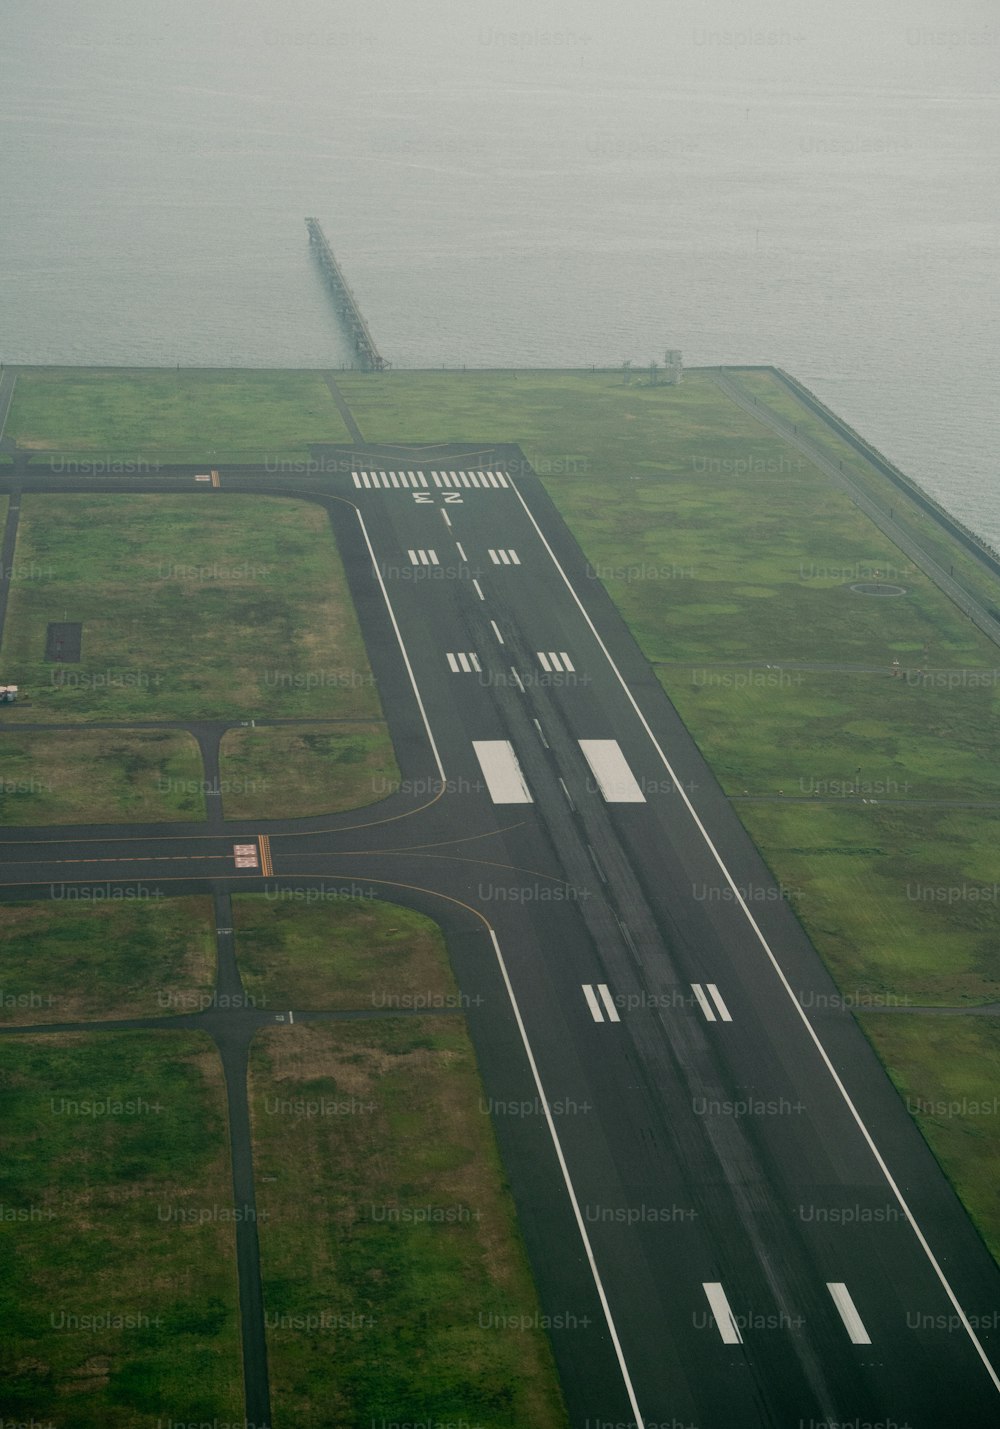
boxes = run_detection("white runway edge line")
[578,739,647,804]
[333,501,649,1429]
[507,475,1000,1395]
[487,930,646,1427]
[827,1283,871,1345]
[472,740,533,804]
[703,1283,744,1345]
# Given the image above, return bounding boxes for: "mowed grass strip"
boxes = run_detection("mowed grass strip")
[232,895,458,1011]
[250,1020,568,1429]
[658,668,1000,803]
[6,367,350,460]
[219,723,400,820]
[728,367,1000,621]
[0,1030,242,1426]
[0,898,216,1024]
[2,493,383,722]
[855,1014,1000,1264]
[0,727,204,824]
[736,801,1000,1008]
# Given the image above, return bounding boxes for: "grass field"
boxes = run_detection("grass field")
[856,1013,1000,1263]
[0,727,205,824]
[0,898,216,1024]
[250,1019,568,1429]
[219,722,400,820]
[1,493,385,723]
[6,367,350,462]
[231,894,458,1011]
[0,1030,241,1425]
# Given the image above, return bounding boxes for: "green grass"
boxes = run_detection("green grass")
[0,1030,241,1425]
[729,367,1000,622]
[0,898,216,1023]
[231,895,458,1010]
[0,727,205,824]
[6,367,350,461]
[1,493,384,722]
[856,1014,1000,1263]
[249,1019,568,1429]
[219,722,400,820]
[736,801,1000,1006]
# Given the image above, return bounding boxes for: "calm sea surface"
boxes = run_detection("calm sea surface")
[2,0,998,541]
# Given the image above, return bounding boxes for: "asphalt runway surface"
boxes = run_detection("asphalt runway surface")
[2,452,1000,1428]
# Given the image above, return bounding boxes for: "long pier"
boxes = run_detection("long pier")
[305,218,386,372]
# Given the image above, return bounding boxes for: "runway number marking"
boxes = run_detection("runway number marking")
[827,1283,871,1344]
[692,983,732,1022]
[703,1283,743,1344]
[582,983,621,1023]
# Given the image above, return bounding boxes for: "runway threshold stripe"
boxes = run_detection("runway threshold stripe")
[509,549,521,564]
[470,654,482,672]
[537,651,552,672]
[578,739,647,803]
[447,653,460,672]
[597,984,620,1022]
[583,984,604,1022]
[457,653,471,672]
[560,651,574,671]
[691,983,716,1021]
[827,1283,871,1344]
[472,740,533,804]
[352,473,362,487]
[703,1283,743,1344]
[707,983,733,1022]
[407,549,419,564]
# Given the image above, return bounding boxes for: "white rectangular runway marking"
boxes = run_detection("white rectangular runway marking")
[509,549,520,564]
[533,718,549,749]
[488,549,498,564]
[472,740,533,804]
[361,472,372,488]
[459,472,471,487]
[352,473,362,487]
[510,666,524,692]
[537,651,552,672]
[432,472,443,486]
[470,653,481,672]
[548,651,562,670]
[490,619,505,646]
[559,651,574,671]
[578,739,647,803]
[468,471,482,487]
[441,509,452,528]
[495,471,509,487]
[597,984,621,1022]
[707,984,733,1022]
[417,472,428,487]
[389,472,399,487]
[827,1283,871,1344]
[703,1284,743,1344]
[473,579,484,600]
[691,983,716,1021]
[456,542,468,561]
[407,549,418,564]
[582,984,604,1022]
[457,653,471,672]
[446,653,459,672]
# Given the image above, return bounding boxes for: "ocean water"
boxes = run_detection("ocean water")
[1,0,998,542]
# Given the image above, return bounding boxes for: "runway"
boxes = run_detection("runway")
[2,450,999,1427]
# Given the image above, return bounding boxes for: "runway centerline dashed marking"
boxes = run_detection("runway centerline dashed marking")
[473,579,484,600]
[490,620,505,646]
[703,1283,743,1344]
[455,542,468,561]
[827,1283,871,1344]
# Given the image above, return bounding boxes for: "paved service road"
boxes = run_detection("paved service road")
[2,453,1000,1428]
